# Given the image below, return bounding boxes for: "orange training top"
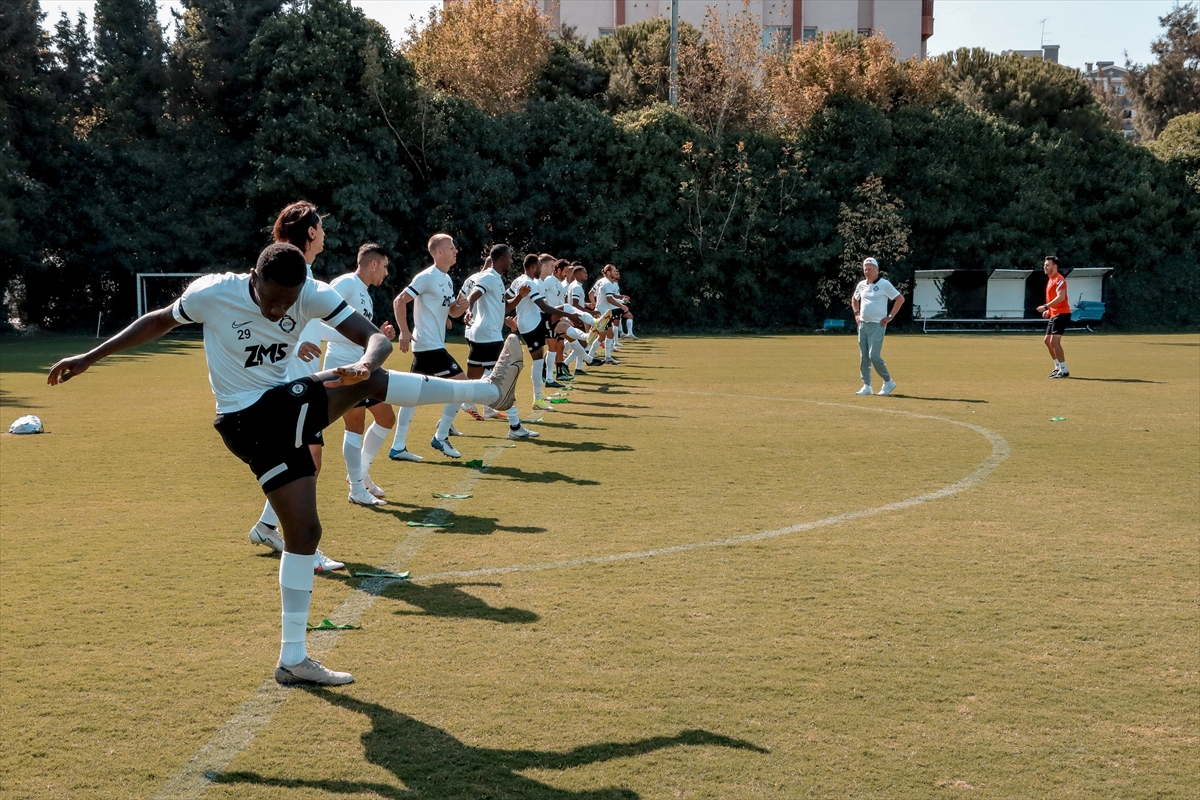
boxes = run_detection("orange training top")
[1046,273,1070,317]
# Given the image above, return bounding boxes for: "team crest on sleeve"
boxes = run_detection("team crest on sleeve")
[279,315,296,333]
[289,382,307,396]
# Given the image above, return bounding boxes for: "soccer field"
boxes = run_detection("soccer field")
[1,332,1197,799]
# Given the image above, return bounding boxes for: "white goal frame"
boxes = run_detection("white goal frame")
[135,273,208,318]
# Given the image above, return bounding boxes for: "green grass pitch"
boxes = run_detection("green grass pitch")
[1,332,1197,799]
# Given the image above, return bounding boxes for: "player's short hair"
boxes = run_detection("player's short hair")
[357,243,388,265]
[574,265,587,277]
[553,259,570,271]
[523,253,540,270]
[272,201,322,250]
[539,253,555,262]
[490,243,512,261]
[427,233,453,256]
[257,243,308,287]
[604,263,616,273]
[1045,255,1060,266]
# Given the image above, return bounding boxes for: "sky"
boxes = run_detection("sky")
[42,0,1181,70]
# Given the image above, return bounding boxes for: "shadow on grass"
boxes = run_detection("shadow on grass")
[525,439,634,455]
[214,691,767,799]
[382,581,539,623]
[417,461,602,486]
[370,506,547,535]
[1144,342,1198,347]
[1067,377,1165,384]
[570,401,652,410]
[891,394,988,404]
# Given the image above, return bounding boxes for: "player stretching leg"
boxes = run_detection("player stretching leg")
[593,264,628,365]
[247,202,342,570]
[461,245,540,439]
[508,254,585,414]
[49,243,523,686]
[388,234,471,461]
[324,243,396,506]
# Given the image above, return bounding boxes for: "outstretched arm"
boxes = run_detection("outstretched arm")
[48,307,181,385]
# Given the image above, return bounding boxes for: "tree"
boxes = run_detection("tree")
[1125,2,1200,140]
[532,25,609,104]
[1146,111,1200,193]
[587,17,698,113]
[404,0,551,115]
[93,0,168,139]
[677,0,768,140]
[818,174,909,310]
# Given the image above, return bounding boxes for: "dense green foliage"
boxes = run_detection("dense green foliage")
[2,0,1197,331]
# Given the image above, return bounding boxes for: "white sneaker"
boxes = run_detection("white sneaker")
[249,522,284,553]
[508,425,540,439]
[485,335,524,411]
[532,399,555,412]
[314,550,345,572]
[275,656,354,686]
[855,385,873,396]
[482,406,505,420]
[879,380,897,396]
[447,424,463,437]
[348,485,386,506]
[388,447,424,462]
[362,474,385,499]
[430,435,462,459]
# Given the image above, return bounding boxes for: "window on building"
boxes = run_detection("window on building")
[803,26,818,42]
[598,27,615,37]
[763,26,792,49]
[1117,85,1126,96]
[857,28,873,37]
[1122,109,1132,119]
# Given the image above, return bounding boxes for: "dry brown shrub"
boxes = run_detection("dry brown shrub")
[677,0,770,140]
[404,0,552,115]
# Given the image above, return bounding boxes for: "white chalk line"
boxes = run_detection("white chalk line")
[413,390,1010,582]
[156,391,1009,798]
[154,443,512,800]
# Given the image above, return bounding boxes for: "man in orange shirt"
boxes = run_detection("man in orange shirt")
[1038,255,1071,378]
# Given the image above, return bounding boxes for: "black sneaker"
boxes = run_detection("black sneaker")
[544,379,563,389]
[1057,370,1070,378]
[1048,368,1061,378]
[1049,370,1066,379]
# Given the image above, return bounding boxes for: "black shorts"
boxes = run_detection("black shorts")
[353,397,383,409]
[467,340,504,368]
[213,377,328,494]
[542,312,561,341]
[1046,314,1069,336]
[411,348,464,378]
[520,320,547,352]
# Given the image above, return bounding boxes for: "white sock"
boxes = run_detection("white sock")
[508,405,521,428]
[386,370,491,407]
[604,338,613,359]
[564,346,579,370]
[545,352,556,381]
[279,551,314,666]
[391,406,416,452]
[587,341,599,359]
[259,500,279,529]
[571,341,588,366]
[361,421,390,476]
[625,319,633,335]
[343,431,364,489]
[531,359,544,400]
[1059,362,1068,372]
[436,402,458,440]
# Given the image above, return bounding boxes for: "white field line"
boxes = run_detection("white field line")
[153,443,512,800]
[413,392,1010,582]
[156,391,1010,798]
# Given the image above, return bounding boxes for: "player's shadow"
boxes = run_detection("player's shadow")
[1066,377,1165,384]
[478,464,602,486]
[572,401,652,409]
[373,506,547,535]
[381,581,540,623]
[530,420,609,431]
[213,691,768,799]
[889,393,987,403]
[525,439,635,455]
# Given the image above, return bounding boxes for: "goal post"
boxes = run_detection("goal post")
[135,273,209,319]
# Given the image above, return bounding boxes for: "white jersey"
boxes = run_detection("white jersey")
[593,277,621,314]
[506,273,544,334]
[541,275,566,308]
[171,272,353,414]
[283,263,323,381]
[566,279,586,308]
[403,265,455,353]
[462,267,506,343]
[323,273,374,369]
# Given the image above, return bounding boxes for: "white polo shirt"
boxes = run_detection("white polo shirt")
[854,278,901,324]
[506,274,544,334]
[403,265,455,352]
[463,267,506,343]
[323,272,374,369]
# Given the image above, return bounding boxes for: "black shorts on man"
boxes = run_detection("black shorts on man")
[411,348,464,378]
[541,312,560,341]
[213,376,329,493]
[1046,314,1069,336]
[467,340,504,368]
[520,320,548,352]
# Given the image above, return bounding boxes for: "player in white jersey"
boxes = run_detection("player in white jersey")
[322,243,396,506]
[49,242,525,686]
[508,254,585,413]
[614,266,637,339]
[591,264,629,365]
[248,202,342,570]
[539,256,570,388]
[459,244,539,439]
[388,234,471,461]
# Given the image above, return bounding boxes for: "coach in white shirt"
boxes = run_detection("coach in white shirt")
[851,257,904,396]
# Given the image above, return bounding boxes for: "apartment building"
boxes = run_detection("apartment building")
[445,1,934,59]
[1083,61,1137,138]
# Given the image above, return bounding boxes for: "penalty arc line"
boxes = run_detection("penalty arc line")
[411,393,1011,582]
[153,442,513,800]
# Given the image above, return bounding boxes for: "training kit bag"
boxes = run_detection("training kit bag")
[8,415,43,435]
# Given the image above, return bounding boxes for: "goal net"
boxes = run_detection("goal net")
[135,273,209,318]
